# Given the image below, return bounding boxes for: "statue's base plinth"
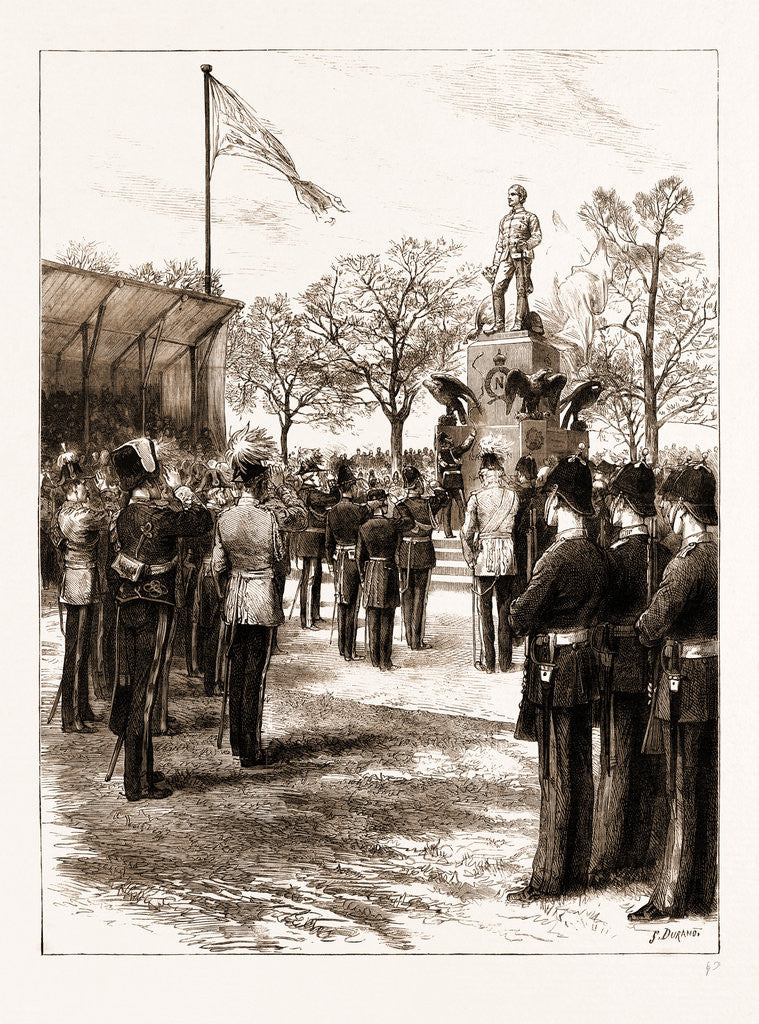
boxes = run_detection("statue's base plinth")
[442,420,589,498]
[467,330,563,430]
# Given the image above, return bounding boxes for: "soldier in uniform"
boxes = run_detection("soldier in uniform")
[436,428,476,538]
[629,462,718,921]
[590,457,672,881]
[325,459,366,661]
[507,451,607,900]
[356,489,413,670]
[50,451,108,732]
[589,457,617,549]
[484,182,542,334]
[261,466,308,653]
[108,438,212,801]
[212,431,305,766]
[292,457,339,628]
[512,454,547,598]
[394,466,447,650]
[461,447,520,672]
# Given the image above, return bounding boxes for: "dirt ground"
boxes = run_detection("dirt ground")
[40,581,717,954]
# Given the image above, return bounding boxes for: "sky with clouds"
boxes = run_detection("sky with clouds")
[41,49,718,452]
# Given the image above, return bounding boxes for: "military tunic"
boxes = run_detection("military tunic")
[356,512,412,670]
[394,490,446,650]
[509,528,607,895]
[461,483,519,672]
[292,482,339,627]
[108,493,211,800]
[52,500,108,730]
[590,528,672,878]
[325,498,367,659]
[437,433,475,537]
[636,532,718,915]
[212,494,296,764]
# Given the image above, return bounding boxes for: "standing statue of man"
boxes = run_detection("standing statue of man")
[484,183,542,334]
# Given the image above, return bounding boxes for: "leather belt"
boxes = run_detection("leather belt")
[610,623,637,638]
[143,557,178,577]
[306,527,325,533]
[679,638,718,659]
[402,536,430,543]
[534,628,590,647]
[369,556,390,562]
[229,568,274,580]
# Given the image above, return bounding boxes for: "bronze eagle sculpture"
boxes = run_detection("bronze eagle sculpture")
[423,372,482,424]
[559,379,605,430]
[504,368,567,419]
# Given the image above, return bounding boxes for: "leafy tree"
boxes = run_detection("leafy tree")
[301,237,477,473]
[129,257,223,296]
[56,239,119,274]
[579,176,711,462]
[225,295,362,462]
[578,273,717,459]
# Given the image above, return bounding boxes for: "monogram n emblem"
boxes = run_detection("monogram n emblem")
[483,350,509,405]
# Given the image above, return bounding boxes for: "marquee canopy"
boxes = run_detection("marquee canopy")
[41,260,244,443]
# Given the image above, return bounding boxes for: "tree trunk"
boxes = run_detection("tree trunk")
[280,419,290,465]
[389,416,406,476]
[643,238,661,464]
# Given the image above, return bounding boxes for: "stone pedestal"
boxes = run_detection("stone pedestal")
[439,330,588,497]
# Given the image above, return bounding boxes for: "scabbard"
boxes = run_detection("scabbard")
[600,682,612,776]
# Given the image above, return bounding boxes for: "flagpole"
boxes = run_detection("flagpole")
[201,64,212,295]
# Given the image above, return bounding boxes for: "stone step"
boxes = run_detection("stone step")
[433,562,471,577]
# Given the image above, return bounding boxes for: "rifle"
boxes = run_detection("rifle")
[641,517,664,756]
[216,621,234,749]
[526,503,538,580]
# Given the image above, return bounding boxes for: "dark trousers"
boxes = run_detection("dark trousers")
[228,624,274,764]
[441,491,465,537]
[591,693,665,877]
[366,607,395,669]
[476,574,515,671]
[299,557,323,626]
[400,569,431,649]
[337,601,360,658]
[203,613,222,696]
[60,603,95,728]
[110,601,173,801]
[650,721,718,915]
[531,702,594,895]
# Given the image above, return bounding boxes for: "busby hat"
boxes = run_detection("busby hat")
[336,456,356,491]
[226,425,277,484]
[56,449,93,486]
[664,461,717,526]
[111,437,159,491]
[515,455,538,481]
[402,465,422,488]
[609,457,657,517]
[541,445,595,518]
[366,487,388,505]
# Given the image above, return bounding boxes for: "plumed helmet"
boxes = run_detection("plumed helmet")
[56,449,93,486]
[515,455,538,481]
[541,446,595,517]
[402,465,422,487]
[609,457,656,517]
[111,437,159,491]
[226,425,277,484]
[663,461,717,525]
